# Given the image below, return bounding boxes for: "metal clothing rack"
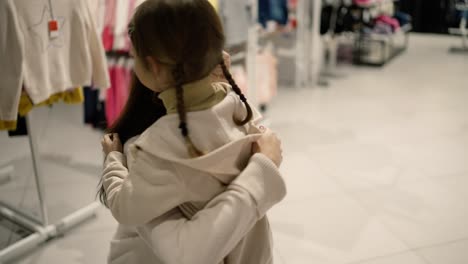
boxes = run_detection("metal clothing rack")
[449,0,468,53]
[0,113,100,263]
[318,0,346,87]
[228,0,320,92]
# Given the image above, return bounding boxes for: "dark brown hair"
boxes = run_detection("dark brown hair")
[98,0,252,206]
[130,0,252,150]
[98,73,166,206]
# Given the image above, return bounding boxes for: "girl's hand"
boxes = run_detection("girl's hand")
[102,133,123,156]
[252,127,283,167]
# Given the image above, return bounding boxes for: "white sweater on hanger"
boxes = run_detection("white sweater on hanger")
[0,0,109,121]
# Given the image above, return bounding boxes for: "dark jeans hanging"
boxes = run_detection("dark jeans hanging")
[8,115,28,137]
[83,87,107,130]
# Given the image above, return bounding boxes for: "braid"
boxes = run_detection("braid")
[220,60,253,126]
[172,64,204,157]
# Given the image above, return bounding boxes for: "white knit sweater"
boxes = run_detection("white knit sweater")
[0,0,109,121]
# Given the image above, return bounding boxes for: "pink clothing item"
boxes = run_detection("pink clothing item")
[102,0,116,51]
[105,67,117,126]
[288,0,298,9]
[102,27,115,51]
[354,0,375,6]
[115,64,131,115]
[105,62,132,127]
[376,15,400,31]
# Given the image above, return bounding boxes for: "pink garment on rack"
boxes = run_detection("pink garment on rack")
[115,64,131,115]
[102,0,117,51]
[354,0,375,6]
[288,0,298,8]
[105,62,132,127]
[376,15,400,31]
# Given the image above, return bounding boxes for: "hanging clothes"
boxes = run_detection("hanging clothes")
[105,58,132,127]
[7,116,28,137]
[0,0,110,129]
[0,88,84,131]
[102,0,117,51]
[259,0,289,28]
[84,87,107,130]
[219,0,250,46]
[113,0,136,51]
[0,0,24,130]
[88,0,106,34]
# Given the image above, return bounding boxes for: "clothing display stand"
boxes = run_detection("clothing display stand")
[449,1,468,54]
[0,113,100,263]
[353,0,411,66]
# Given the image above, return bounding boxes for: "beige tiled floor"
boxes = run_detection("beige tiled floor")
[1,33,468,263]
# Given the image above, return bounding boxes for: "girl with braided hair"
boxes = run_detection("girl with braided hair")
[100,1,286,263]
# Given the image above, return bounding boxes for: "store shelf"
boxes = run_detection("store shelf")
[455,3,468,11]
[353,23,410,67]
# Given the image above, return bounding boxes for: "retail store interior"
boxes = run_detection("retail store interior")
[1,0,467,263]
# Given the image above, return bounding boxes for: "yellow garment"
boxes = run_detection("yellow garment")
[208,0,218,10]
[0,121,17,131]
[159,76,227,115]
[0,88,84,131]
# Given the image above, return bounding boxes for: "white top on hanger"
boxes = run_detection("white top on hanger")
[0,0,110,121]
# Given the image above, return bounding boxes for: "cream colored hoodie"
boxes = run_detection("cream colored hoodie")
[102,80,286,264]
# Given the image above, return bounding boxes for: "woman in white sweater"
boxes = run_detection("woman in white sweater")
[99,1,287,263]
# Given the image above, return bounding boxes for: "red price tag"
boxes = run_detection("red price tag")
[48,20,59,39]
[49,20,58,31]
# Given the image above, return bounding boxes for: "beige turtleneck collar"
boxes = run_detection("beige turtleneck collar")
[158,76,228,114]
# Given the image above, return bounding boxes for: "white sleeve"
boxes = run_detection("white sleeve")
[0,0,24,122]
[102,150,188,225]
[82,0,110,89]
[136,154,287,264]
